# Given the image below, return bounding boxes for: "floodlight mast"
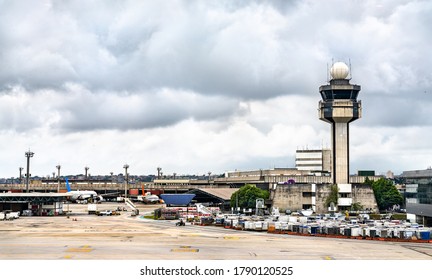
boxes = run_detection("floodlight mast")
[25,150,34,193]
[123,164,129,198]
[157,167,162,179]
[19,167,24,184]
[85,166,89,178]
[56,165,61,192]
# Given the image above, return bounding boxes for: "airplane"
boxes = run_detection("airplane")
[65,177,115,203]
[137,192,163,204]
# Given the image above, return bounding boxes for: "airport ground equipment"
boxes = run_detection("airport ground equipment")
[196,203,212,216]
[4,211,20,220]
[97,210,112,216]
[124,198,139,216]
[88,203,97,215]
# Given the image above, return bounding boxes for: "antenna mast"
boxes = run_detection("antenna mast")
[349,58,352,80]
[326,63,329,82]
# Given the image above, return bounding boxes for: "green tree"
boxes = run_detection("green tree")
[325,185,339,207]
[364,177,374,186]
[371,178,403,211]
[230,184,269,209]
[351,202,364,211]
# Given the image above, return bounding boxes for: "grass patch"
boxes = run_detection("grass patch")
[391,213,407,220]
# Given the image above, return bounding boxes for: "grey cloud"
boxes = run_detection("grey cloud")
[359,92,432,128]
[0,85,243,132]
[0,0,326,98]
[0,0,431,130]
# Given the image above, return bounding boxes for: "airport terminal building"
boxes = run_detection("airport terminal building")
[400,168,432,226]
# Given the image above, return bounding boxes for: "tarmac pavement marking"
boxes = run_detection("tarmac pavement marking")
[171,246,199,253]
[323,256,334,260]
[223,236,244,240]
[66,245,94,253]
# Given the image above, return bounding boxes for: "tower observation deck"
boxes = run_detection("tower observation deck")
[319,62,361,184]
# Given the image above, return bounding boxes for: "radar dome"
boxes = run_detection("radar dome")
[330,62,349,79]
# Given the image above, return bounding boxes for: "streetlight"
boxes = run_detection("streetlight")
[56,165,61,192]
[123,164,129,198]
[25,150,34,193]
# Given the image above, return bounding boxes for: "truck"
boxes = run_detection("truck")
[88,203,98,215]
[5,211,20,220]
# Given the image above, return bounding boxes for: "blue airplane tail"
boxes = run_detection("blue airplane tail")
[65,177,71,192]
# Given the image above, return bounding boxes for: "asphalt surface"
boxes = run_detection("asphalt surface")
[1,203,432,260]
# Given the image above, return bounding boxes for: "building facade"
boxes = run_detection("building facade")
[271,183,378,213]
[295,149,331,173]
[400,168,432,226]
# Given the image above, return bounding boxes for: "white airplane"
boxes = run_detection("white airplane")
[137,192,163,204]
[65,178,112,203]
[68,190,102,203]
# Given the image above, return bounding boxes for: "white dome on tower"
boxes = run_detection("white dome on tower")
[330,62,349,79]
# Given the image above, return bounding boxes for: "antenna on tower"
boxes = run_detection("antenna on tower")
[348,58,352,80]
[331,58,334,79]
[326,62,329,83]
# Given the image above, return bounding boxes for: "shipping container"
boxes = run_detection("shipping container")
[129,189,139,195]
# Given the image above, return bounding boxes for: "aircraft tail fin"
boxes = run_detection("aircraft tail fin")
[65,177,71,192]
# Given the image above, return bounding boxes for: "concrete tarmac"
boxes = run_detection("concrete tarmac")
[1,203,432,260]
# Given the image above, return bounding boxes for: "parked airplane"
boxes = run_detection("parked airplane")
[137,192,163,204]
[65,178,114,203]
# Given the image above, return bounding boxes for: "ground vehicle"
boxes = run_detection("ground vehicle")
[97,210,112,216]
[4,211,20,220]
[175,219,185,226]
[88,204,97,214]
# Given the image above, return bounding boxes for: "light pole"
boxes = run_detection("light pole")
[19,167,23,185]
[157,167,162,179]
[84,166,89,188]
[25,150,34,193]
[208,171,212,183]
[123,164,129,198]
[56,165,61,192]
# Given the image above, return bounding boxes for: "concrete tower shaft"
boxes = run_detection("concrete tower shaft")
[318,64,361,185]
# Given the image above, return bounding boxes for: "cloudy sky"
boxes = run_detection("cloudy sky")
[0,0,431,178]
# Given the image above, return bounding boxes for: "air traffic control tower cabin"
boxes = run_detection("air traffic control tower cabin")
[319,62,361,185]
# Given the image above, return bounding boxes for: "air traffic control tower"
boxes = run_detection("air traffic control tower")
[319,62,361,184]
